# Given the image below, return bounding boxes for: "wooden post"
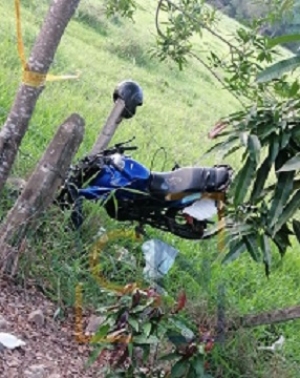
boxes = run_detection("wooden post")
[90,98,125,155]
[90,80,143,155]
[234,304,300,329]
[0,113,85,275]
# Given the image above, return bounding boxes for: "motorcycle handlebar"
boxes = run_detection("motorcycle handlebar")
[102,145,138,155]
[121,146,138,152]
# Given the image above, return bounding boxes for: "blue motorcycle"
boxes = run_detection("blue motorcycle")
[57,138,233,240]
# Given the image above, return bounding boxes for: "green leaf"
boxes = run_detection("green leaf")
[277,154,300,172]
[133,335,159,344]
[131,303,152,313]
[167,331,189,347]
[243,234,261,262]
[256,56,300,83]
[267,34,300,48]
[269,133,280,162]
[159,352,180,361]
[90,324,110,344]
[275,149,290,172]
[128,318,139,332]
[192,357,205,376]
[222,239,246,264]
[203,135,239,158]
[233,157,256,207]
[260,234,271,277]
[250,156,272,203]
[86,344,106,367]
[172,319,195,341]
[142,344,151,363]
[171,359,189,378]
[247,134,261,165]
[274,189,300,234]
[267,171,295,229]
[292,219,300,244]
[273,224,292,257]
[187,368,197,378]
[143,322,152,338]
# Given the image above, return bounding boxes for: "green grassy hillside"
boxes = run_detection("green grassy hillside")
[1,0,300,376]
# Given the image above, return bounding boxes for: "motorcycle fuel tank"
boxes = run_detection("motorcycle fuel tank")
[110,153,151,189]
[78,154,151,200]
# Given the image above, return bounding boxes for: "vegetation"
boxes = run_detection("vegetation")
[207,0,300,53]
[1,0,300,377]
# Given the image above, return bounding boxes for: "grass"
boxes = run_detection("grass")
[1,0,300,376]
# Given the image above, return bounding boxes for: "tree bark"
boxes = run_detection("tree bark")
[90,98,125,155]
[0,0,81,194]
[234,305,300,329]
[0,113,85,275]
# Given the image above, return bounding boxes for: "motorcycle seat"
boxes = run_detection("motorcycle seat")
[149,166,232,195]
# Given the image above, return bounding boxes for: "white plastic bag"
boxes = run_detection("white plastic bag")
[142,239,179,282]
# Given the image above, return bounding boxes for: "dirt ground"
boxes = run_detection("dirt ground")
[0,276,102,378]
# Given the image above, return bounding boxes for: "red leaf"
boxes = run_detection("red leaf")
[173,291,187,313]
[204,340,214,353]
[208,120,228,139]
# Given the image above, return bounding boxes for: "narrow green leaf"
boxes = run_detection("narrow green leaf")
[279,130,292,149]
[269,133,280,162]
[243,234,261,262]
[247,134,261,165]
[267,34,300,48]
[233,157,256,207]
[127,342,133,358]
[133,335,159,344]
[222,239,246,264]
[273,224,292,257]
[268,171,294,229]
[250,156,272,203]
[289,81,300,97]
[273,189,300,234]
[171,359,189,378]
[277,154,300,172]
[203,135,239,158]
[292,219,300,244]
[256,56,300,83]
[275,149,290,172]
[260,234,271,277]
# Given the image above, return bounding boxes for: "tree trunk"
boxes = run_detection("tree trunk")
[0,113,85,275]
[235,305,300,329]
[90,98,125,155]
[0,0,81,194]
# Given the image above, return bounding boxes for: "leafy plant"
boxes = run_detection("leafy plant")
[88,285,215,377]
[208,98,300,273]
[257,33,300,83]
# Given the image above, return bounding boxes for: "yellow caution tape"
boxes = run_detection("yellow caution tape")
[75,229,144,344]
[89,229,144,294]
[15,0,80,87]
